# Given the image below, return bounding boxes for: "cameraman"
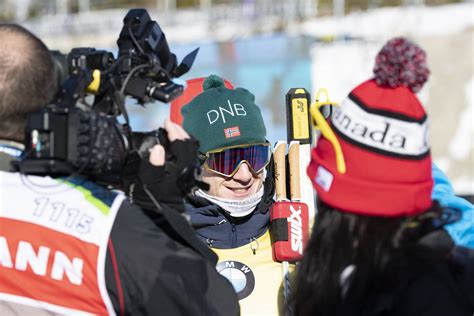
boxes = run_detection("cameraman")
[0,24,239,315]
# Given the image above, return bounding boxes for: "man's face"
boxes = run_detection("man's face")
[202,162,264,200]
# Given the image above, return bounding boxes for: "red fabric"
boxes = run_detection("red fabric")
[0,218,109,314]
[170,77,234,125]
[307,137,433,216]
[270,201,309,262]
[352,80,426,120]
[307,79,433,216]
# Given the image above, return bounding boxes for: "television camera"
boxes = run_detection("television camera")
[12,9,199,186]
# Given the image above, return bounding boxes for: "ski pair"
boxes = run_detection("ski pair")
[270,88,339,315]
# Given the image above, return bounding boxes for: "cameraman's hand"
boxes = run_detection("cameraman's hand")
[148,119,190,166]
[132,118,199,212]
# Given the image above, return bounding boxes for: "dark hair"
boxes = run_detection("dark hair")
[0,24,57,141]
[292,199,445,316]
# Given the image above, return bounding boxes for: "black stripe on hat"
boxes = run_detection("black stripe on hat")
[349,93,428,124]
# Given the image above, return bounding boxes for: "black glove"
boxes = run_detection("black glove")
[128,129,203,212]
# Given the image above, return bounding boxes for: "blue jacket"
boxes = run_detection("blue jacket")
[185,164,275,249]
[185,195,270,248]
[432,164,474,248]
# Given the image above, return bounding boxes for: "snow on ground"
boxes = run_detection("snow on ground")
[300,2,474,40]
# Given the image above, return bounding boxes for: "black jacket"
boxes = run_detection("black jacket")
[0,144,239,316]
[337,244,473,316]
[106,199,240,315]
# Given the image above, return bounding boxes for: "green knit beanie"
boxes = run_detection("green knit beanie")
[182,75,266,153]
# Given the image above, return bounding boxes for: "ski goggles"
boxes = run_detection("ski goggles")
[199,143,272,177]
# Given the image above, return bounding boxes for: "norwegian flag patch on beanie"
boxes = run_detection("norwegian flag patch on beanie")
[224,126,241,139]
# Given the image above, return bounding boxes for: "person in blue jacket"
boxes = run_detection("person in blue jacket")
[432,163,474,248]
[431,164,474,305]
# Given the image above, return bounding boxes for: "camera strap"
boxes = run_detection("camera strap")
[142,184,218,264]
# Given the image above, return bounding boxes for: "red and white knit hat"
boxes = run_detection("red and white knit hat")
[307,37,433,217]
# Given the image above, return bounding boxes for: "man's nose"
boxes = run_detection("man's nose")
[232,162,253,182]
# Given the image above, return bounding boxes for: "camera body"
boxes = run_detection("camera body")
[16,105,127,184]
[13,9,198,185]
[51,48,114,88]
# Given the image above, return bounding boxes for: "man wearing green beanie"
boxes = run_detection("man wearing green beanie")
[182,75,289,315]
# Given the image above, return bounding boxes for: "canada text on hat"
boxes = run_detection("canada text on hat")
[307,37,433,217]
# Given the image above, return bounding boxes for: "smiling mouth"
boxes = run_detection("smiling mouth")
[225,185,252,194]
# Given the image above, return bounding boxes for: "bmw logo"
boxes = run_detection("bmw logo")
[216,260,255,300]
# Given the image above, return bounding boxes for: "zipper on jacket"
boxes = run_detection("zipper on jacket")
[249,237,259,255]
[206,238,214,248]
[231,224,237,247]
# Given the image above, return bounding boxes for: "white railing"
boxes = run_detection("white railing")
[11,0,317,37]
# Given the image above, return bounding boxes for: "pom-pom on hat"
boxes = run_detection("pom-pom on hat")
[373,37,430,93]
[307,37,433,217]
[181,75,266,154]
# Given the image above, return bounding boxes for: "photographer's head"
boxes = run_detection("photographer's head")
[0,24,57,142]
[182,75,269,201]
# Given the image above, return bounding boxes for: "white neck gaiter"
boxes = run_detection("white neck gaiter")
[195,186,264,218]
